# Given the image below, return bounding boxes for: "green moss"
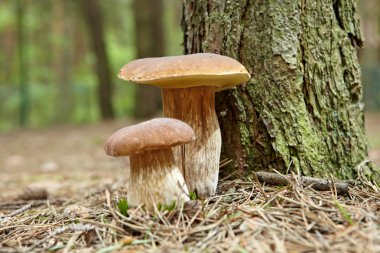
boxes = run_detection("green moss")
[184,0,369,180]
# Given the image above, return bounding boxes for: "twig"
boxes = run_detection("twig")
[62,232,81,253]
[0,203,32,224]
[0,203,32,218]
[0,200,48,210]
[27,223,94,251]
[219,158,232,169]
[254,171,350,195]
[77,218,127,235]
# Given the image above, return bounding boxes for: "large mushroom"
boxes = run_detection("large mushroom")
[118,53,250,197]
[104,118,195,209]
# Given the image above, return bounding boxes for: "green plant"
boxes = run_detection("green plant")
[189,191,197,200]
[117,198,129,217]
[334,200,353,225]
[157,201,176,211]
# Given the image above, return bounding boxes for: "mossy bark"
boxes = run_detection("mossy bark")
[183,0,372,179]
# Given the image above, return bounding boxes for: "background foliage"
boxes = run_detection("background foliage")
[0,0,378,132]
[0,0,182,131]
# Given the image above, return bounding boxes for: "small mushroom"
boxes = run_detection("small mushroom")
[104,118,195,209]
[118,53,250,197]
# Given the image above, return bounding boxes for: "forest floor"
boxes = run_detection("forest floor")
[0,113,379,252]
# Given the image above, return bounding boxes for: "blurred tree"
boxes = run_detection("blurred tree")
[82,0,114,119]
[183,0,375,180]
[132,0,165,118]
[52,0,74,123]
[359,0,380,110]
[16,0,30,126]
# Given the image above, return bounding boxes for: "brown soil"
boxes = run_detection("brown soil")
[1,113,379,200]
[0,119,135,199]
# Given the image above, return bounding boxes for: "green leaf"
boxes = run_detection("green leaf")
[117,198,129,217]
[164,201,176,211]
[189,191,197,200]
[96,245,122,253]
[158,201,176,211]
[235,246,249,253]
[48,244,65,251]
[334,200,354,225]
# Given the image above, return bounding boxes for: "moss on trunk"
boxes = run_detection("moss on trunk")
[183,0,376,179]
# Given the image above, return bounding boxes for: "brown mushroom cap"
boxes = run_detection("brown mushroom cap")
[118,53,250,89]
[104,118,195,157]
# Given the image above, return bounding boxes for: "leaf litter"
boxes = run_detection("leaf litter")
[0,170,379,253]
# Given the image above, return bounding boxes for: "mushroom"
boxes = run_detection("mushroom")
[104,118,195,209]
[118,53,250,197]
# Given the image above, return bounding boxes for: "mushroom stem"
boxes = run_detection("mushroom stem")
[162,86,221,197]
[128,148,189,209]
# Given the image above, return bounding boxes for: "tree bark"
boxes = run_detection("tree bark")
[132,0,165,118]
[82,0,114,120]
[183,0,373,180]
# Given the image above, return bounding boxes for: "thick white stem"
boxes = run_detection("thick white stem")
[128,148,189,209]
[162,87,221,197]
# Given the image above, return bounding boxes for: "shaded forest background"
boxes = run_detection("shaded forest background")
[0,0,379,132]
[0,0,181,131]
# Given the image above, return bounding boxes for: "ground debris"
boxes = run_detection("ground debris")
[254,171,352,195]
[0,177,379,253]
[63,205,93,219]
[0,203,32,224]
[18,187,49,201]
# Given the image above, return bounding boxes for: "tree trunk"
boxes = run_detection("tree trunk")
[183,0,374,180]
[132,0,165,118]
[16,0,30,127]
[82,0,114,120]
[52,0,74,123]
